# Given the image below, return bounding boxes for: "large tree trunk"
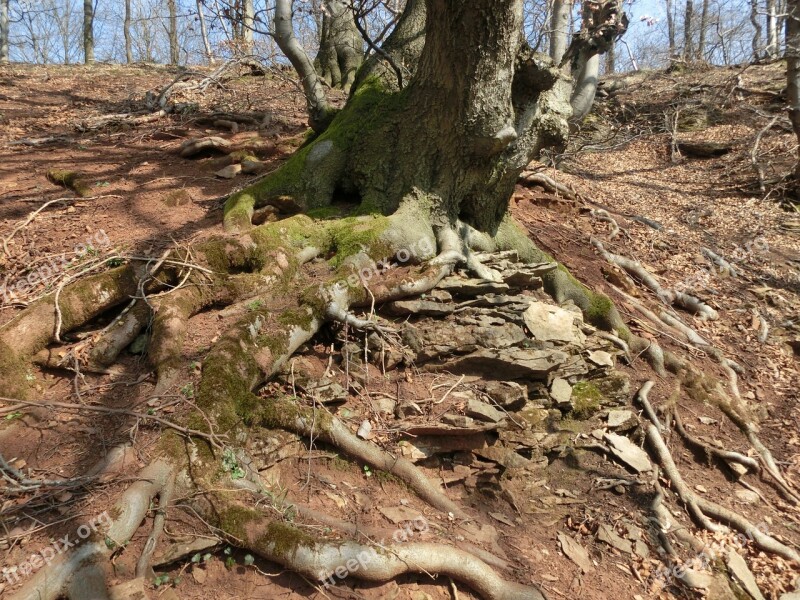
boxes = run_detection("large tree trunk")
[124,0,133,63]
[0,0,9,64]
[83,0,94,65]
[314,0,363,91]
[228,0,624,235]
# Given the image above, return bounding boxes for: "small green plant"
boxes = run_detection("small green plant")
[24,372,35,382]
[243,554,255,566]
[246,299,264,311]
[4,412,23,421]
[180,383,195,399]
[107,257,124,267]
[363,464,372,477]
[153,574,171,588]
[222,448,245,480]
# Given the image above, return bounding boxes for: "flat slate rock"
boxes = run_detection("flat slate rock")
[523,301,586,345]
[430,348,567,379]
[438,276,510,296]
[604,432,652,473]
[384,299,455,317]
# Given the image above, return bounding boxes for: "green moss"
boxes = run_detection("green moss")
[306,206,344,220]
[328,215,391,267]
[570,381,604,420]
[0,342,30,399]
[256,521,317,559]
[197,236,252,275]
[219,505,261,541]
[46,169,90,197]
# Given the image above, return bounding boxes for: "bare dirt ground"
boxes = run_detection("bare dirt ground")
[0,62,799,600]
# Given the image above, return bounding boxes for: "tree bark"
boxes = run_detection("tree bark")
[550,0,572,63]
[314,0,363,91]
[167,0,179,64]
[83,0,94,65]
[1,0,9,64]
[786,0,800,180]
[124,0,133,63]
[683,0,694,60]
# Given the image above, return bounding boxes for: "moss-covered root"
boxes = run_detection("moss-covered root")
[262,397,467,518]
[148,286,208,393]
[46,169,91,198]
[0,265,139,398]
[237,520,546,600]
[7,459,175,600]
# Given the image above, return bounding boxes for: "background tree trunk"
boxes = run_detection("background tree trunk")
[767,0,779,57]
[696,0,709,60]
[683,0,694,60]
[274,0,332,131]
[243,0,254,53]
[83,0,94,64]
[167,0,179,64]
[550,0,572,63]
[605,39,615,73]
[666,0,677,60]
[751,0,764,58]
[786,0,800,180]
[313,0,363,91]
[0,0,9,64]
[124,0,133,63]
[197,0,213,63]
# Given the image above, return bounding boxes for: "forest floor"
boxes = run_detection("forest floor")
[0,61,798,600]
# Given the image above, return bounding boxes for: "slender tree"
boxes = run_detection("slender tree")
[83,0,94,64]
[243,0,254,53]
[124,0,133,63]
[751,0,764,58]
[550,0,573,63]
[666,0,677,60]
[786,0,800,179]
[767,0,779,57]
[696,0,709,60]
[683,0,694,60]
[196,0,213,63]
[167,0,179,64]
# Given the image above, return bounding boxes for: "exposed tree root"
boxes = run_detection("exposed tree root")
[636,382,800,563]
[592,239,718,320]
[7,460,174,600]
[672,409,760,474]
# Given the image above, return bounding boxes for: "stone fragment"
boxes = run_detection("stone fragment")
[432,348,567,379]
[603,432,652,472]
[550,378,573,406]
[523,301,585,344]
[438,276,510,296]
[726,550,765,600]
[465,398,505,423]
[479,380,528,411]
